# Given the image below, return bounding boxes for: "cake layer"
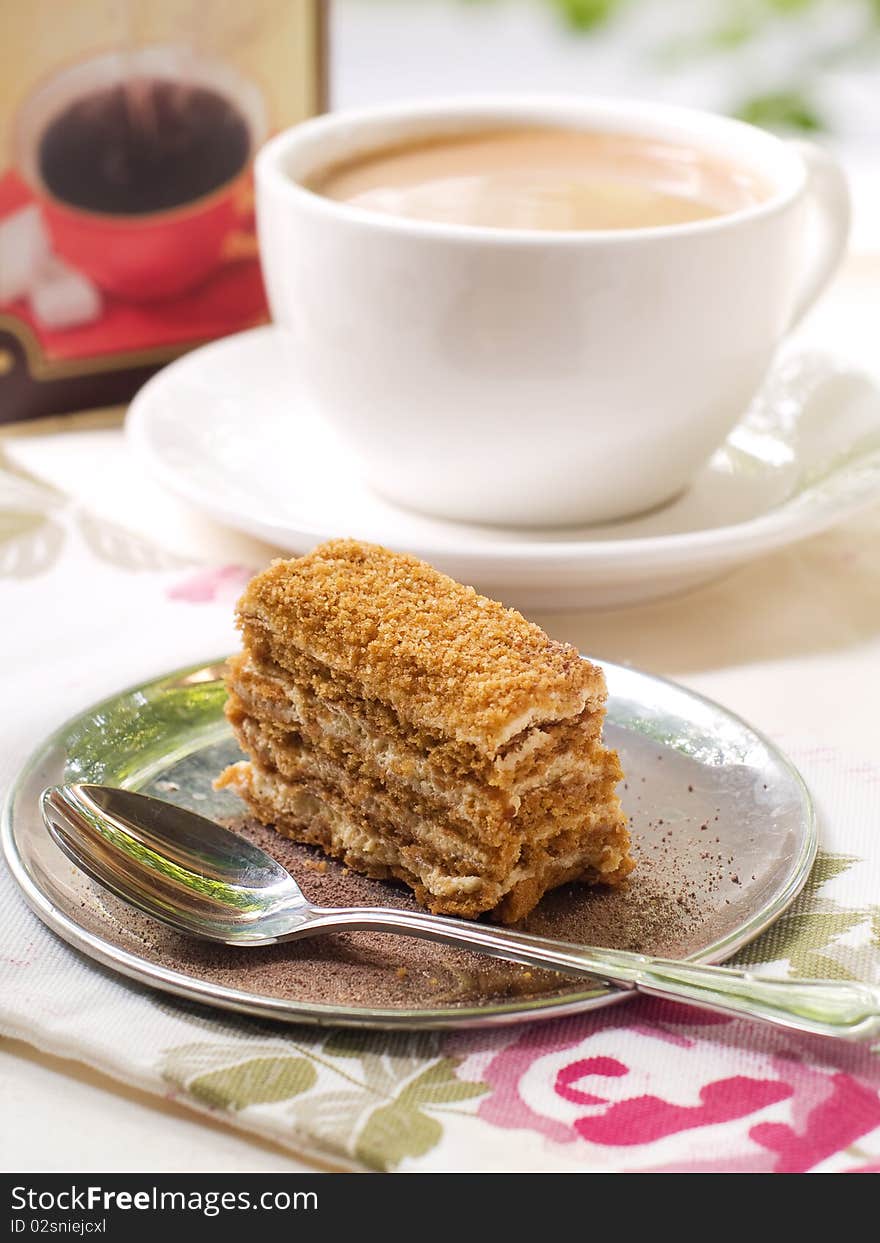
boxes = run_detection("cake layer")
[226,707,621,866]
[216,758,632,922]
[227,650,603,797]
[229,714,519,878]
[237,540,607,754]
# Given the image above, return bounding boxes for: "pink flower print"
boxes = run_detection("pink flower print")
[476,1025,587,1142]
[556,1057,628,1106]
[567,1069,792,1147]
[473,1000,733,1144]
[167,564,253,604]
[750,1067,880,1173]
[461,994,880,1170]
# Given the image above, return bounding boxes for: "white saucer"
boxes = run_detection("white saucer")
[127,326,880,610]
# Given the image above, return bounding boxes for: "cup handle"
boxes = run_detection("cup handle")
[787,140,851,329]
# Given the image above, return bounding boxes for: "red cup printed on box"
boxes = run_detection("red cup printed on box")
[14,46,267,301]
[0,2,324,424]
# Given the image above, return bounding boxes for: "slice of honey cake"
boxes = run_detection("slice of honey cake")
[216,539,633,923]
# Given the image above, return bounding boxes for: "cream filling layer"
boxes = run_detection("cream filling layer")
[228,655,604,806]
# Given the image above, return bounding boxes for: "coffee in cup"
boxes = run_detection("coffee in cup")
[305,127,770,232]
[38,79,251,216]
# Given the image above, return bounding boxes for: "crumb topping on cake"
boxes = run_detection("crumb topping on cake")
[236,539,604,751]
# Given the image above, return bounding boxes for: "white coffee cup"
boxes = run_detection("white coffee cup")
[256,96,850,527]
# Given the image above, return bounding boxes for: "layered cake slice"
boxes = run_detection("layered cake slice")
[216,539,633,923]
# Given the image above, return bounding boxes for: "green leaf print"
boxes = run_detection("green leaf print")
[161,1035,487,1171]
[291,1090,373,1156]
[187,1056,317,1110]
[399,1059,490,1107]
[734,852,879,982]
[0,510,64,578]
[0,457,65,578]
[322,1029,440,1062]
[320,1030,368,1059]
[779,911,867,979]
[355,1102,442,1171]
[321,1031,444,1096]
[800,852,861,898]
[789,950,859,982]
[351,1056,487,1169]
[76,510,190,572]
[163,1040,291,1081]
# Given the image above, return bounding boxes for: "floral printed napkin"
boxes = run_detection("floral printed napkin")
[1,440,879,1173]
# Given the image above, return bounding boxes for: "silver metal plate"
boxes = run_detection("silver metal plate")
[2,658,816,1029]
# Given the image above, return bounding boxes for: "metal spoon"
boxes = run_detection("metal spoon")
[41,783,880,1041]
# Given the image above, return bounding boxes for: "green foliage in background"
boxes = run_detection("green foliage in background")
[552,0,620,29]
[464,0,880,132]
[549,0,878,36]
[737,90,823,131]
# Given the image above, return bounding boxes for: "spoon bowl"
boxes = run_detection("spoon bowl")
[42,783,311,944]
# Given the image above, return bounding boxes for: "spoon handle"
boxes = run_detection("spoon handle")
[313,906,880,1041]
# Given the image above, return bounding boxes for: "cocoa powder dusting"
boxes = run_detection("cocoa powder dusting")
[79,813,722,1013]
